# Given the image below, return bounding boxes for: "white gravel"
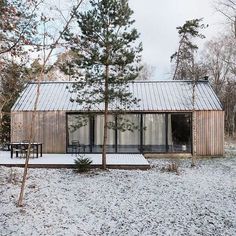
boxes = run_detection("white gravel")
[0,156,236,236]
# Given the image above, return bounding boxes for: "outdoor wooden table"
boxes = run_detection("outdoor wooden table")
[9,142,43,158]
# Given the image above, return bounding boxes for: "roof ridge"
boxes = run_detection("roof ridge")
[27,80,209,84]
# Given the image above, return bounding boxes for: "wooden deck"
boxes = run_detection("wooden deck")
[0,152,150,170]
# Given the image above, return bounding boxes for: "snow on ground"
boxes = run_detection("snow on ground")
[225,138,236,157]
[0,155,235,236]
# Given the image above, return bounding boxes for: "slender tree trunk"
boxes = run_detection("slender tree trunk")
[190,54,197,167]
[17,84,40,206]
[102,64,109,169]
[0,103,3,133]
[191,80,197,167]
[17,0,84,206]
[0,110,2,144]
[234,16,236,38]
[172,36,184,80]
[233,105,236,137]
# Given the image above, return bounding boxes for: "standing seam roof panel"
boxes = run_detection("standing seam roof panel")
[41,84,50,110]
[183,83,192,109]
[11,81,223,112]
[162,83,172,111]
[53,83,65,110]
[17,84,31,111]
[39,85,50,110]
[63,84,73,110]
[48,83,61,110]
[198,83,212,110]
[169,83,180,110]
[178,82,189,110]
[206,84,223,110]
[156,83,164,110]
[11,83,29,111]
[24,84,36,111]
[144,83,151,110]
[195,84,205,110]
[48,84,60,110]
[168,83,176,110]
[148,82,157,111]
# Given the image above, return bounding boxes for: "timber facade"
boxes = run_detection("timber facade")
[11,81,225,156]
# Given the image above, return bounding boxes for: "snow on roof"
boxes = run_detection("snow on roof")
[11,80,223,112]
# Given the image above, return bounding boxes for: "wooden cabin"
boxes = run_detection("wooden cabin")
[11,80,224,156]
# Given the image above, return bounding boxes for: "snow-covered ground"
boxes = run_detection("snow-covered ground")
[0,154,235,236]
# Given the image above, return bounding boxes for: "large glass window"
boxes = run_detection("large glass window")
[92,115,115,152]
[117,114,141,153]
[67,114,90,152]
[168,114,191,152]
[143,114,167,152]
[67,113,191,154]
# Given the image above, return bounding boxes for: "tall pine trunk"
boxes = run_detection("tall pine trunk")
[102,64,109,169]
[172,37,184,80]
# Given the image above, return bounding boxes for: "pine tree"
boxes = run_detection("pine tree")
[171,19,207,167]
[63,0,142,169]
[171,18,207,81]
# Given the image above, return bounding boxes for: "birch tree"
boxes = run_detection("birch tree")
[17,0,85,207]
[215,0,236,37]
[201,33,236,136]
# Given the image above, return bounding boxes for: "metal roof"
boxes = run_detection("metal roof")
[11,80,223,112]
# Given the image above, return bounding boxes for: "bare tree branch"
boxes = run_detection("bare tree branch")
[0,0,44,55]
[17,0,85,207]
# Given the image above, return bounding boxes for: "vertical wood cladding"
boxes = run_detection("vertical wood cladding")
[11,110,225,155]
[11,111,66,153]
[196,111,224,156]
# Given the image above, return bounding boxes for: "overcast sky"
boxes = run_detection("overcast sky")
[42,0,226,79]
[129,0,225,80]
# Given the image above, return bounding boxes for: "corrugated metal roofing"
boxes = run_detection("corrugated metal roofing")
[11,80,223,112]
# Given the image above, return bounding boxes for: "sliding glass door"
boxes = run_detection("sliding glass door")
[143,114,167,152]
[117,114,141,153]
[67,114,90,152]
[67,113,192,153]
[168,114,191,152]
[93,115,115,152]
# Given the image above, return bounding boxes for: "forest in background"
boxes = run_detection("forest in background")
[0,0,235,146]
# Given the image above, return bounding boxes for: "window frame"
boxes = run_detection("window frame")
[66,112,192,154]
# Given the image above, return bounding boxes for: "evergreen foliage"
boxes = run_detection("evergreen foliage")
[171,18,207,80]
[64,0,142,109]
[171,18,208,167]
[63,0,142,168]
[74,156,92,173]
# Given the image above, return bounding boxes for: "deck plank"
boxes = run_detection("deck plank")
[0,152,150,170]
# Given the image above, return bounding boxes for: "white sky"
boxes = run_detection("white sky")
[129,0,226,80]
[38,0,226,79]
